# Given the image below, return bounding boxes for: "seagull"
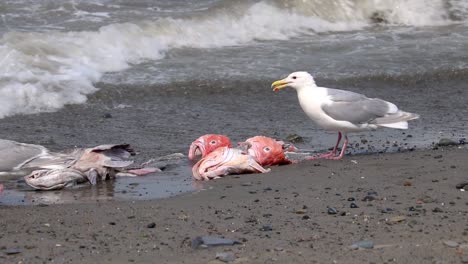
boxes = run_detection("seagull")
[271,71,420,160]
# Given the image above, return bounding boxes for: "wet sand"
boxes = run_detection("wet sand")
[0,146,467,263]
[0,72,467,263]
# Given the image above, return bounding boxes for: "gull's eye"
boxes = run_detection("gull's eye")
[292,76,297,79]
[264,147,271,152]
[210,140,217,145]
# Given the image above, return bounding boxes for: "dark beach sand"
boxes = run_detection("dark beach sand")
[0,71,467,263]
[1,146,467,263]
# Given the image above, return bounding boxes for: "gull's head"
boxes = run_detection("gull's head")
[272,71,316,91]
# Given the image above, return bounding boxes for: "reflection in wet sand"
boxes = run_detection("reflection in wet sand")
[0,163,201,206]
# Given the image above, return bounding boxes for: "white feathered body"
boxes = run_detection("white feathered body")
[296,86,415,133]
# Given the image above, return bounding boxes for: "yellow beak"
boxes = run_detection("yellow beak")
[271,79,290,91]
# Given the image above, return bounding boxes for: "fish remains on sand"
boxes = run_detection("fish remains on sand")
[24,144,161,190]
[188,134,232,161]
[190,135,301,180]
[192,146,270,181]
[272,71,420,160]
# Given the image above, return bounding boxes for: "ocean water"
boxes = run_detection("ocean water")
[1,0,468,205]
[0,0,467,118]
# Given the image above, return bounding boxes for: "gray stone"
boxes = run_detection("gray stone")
[443,240,459,248]
[191,236,241,249]
[216,252,236,262]
[437,138,458,147]
[350,241,374,249]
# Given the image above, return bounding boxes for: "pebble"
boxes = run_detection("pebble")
[191,236,240,249]
[347,197,355,201]
[350,202,359,208]
[241,182,253,186]
[216,252,236,262]
[387,216,406,224]
[437,138,458,146]
[147,222,156,228]
[302,215,310,220]
[102,113,113,118]
[4,249,22,255]
[350,241,374,249]
[260,225,273,231]
[443,240,459,248]
[362,196,375,202]
[286,134,304,143]
[327,207,338,215]
[381,208,393,213]
[456,181,468,189]
[432,207,443,213]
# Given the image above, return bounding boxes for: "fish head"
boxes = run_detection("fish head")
[240,136,293,166]
[192,147,267,181]
[24,168,87,190]
[188,134,232,160]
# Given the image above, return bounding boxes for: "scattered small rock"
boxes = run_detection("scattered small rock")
[403,181,412,186]
[350,202,359,208]
[216,252,236,262]
[260,225,273,231]
[327,207,338,215]
[347,197,355,201]
[241,182,253,186]
[350,241,374,249]
[362,196,375,202]
[387,216,406,225]
[147,222,156,228]
[380,208,393,213]
[4,249,22,255]
[286,134,304,143]
[456,181,468,189]
[102,113,113,118]
[302,215,310,220]
[437,138,458,147]
[443,240,459,248]
[191,236,241,249]
[432,207,443,213]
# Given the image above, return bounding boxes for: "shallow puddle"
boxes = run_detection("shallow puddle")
[0,164,203,206]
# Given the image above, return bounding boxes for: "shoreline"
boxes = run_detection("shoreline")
[1,145,467,263]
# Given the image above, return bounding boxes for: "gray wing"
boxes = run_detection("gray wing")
[322,88,392,124]
[0,139,47,171]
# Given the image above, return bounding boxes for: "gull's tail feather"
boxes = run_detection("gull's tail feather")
[373,111,420,129]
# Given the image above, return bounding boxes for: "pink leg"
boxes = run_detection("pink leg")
[324,135,348,160]
[307,132,342,160]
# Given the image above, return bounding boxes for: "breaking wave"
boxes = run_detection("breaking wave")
[0,0,466,118]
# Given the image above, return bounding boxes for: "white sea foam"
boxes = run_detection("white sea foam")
[0,0,465,118]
